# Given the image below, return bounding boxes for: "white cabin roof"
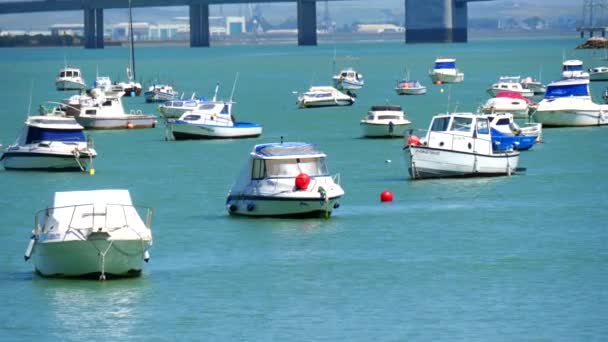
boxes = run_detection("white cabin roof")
[251,142,326,159]
[563,59,583,66]
[53,189,134,208]
[26,116,84,130]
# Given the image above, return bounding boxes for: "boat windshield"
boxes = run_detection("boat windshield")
[563,65,583,72]
[26,127,85,143]
[256,157,329,179]
[450,117,473,132]
[476,118,490,135]
[430,117,450,132]
[544,83,589,99]
[435,61,455,69]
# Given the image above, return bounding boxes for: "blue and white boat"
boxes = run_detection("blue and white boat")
[297,86,355,108]
[485,112,541,151]
[533,78,608,127]
[226,142,344,218]
[428,58,464,84]
[166,100,262,140]
[158,96,209,119]
[561,60,590,79]
[1,115,96,171]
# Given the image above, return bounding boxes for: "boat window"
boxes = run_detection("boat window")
[265,157,328,178]
[26,127,85,144]
[172,102,182,107]
[184,102,197,107]
[430,117,450,132]
[199,104,216,110]
[182,114,201,121]
[511,102,520,105]
[378,115,401,120]
[563,65,583,72]
[85,109,96,115]
[102,100,112,106]
[60,72,66,77]
[476,118,489,135]
[251,159,266,180]
[450,117,472,132]
[496,118,510,126]
[500,85,508,89]
[435,61,455,69]
[66,71,72,77]
[74,71,79,77]
[221,105,229,114]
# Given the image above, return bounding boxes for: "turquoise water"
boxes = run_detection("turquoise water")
[1,37,608,340]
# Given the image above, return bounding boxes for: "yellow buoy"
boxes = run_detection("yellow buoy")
[89,168,95,176]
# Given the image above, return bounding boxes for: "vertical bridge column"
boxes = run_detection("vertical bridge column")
[297,0,317,46]
[190,3,210,47]
[405,0,453,43]
[84,8,104,49]
[452,0,467,42]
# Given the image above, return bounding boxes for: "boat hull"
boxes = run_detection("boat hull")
[429,72,464,84]
[395,87,427,95]
[590,72,608,81]
[144,92,176,103]
[2,151,94,171]
[56,80,85,91]
[360,122,410,137]
[226,194,341,218]
[487,88,533,98]
[405,146,519,180]
[169,122,262,140]
[298,98,354,108]
[333,79,363,90]
[33,239,150,278]
[75,115,157,129]
[533,109,608,127]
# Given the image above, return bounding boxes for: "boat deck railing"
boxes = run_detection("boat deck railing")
[34,203,153,235]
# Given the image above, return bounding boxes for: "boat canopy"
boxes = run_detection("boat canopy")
[371,105,402,112]
[544,82,589,99]
[25,126,85,144]
[253,142,325,158]
[434,61,456,69]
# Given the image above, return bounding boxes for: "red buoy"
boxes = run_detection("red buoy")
[407,135,421,146]
[435,80,443,85]
[380,191,393,202]
[295,173,310,190]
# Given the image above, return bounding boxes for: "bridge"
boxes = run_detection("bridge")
[0,0,493,48]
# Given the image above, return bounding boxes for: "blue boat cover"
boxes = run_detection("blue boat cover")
[435,61,456,69]
[544,83,588,99]
[26,127,85,143]
[490,128,536,151]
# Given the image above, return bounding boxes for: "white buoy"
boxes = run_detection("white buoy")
[24,237,35,261]
[385,159,392,163]
[143,250,150,262]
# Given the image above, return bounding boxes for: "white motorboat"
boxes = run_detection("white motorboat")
[226,142,345,218]
[24,189,153,279]
[160,83,221,119]
[144,84,178,103]
[533,78,608,127]
[481,91,537,118]
[55,66,85,91]
[166,101,262,140]
[404,113,520,179]
[520,76,546,95]
[297,86,355,108]
[332,68,364,91]
[360,105,412,137]
[487,76,534,97]
[589,66,608,81]
[428,58,464,84]
[395,80,427,95]
[562,60,590,79]
[58,89,156,129]
[1,115,96,171]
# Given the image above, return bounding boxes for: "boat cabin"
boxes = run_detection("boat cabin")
[249,143,329,181]
[562,60,583,73]
[16,117,86,145]
[424,113,493,155]
[337,69,363,81]
[433,59,457,70]
[59,68,81,78]
[366,105,404,121]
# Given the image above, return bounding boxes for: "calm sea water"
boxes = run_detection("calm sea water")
[1,36,607,341]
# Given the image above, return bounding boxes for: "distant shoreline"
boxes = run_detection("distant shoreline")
[0,29,578,48]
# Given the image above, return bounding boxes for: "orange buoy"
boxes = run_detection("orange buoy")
[435,80,443,85]
[380,191,393,202]
[127,123,135,129]
[295,173,310,190]
[406,135,421,146]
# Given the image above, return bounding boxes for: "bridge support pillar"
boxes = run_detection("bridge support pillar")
[452,0,467,42]
[405,0,454,43]
[297,0,317,46]
[84,8,104,49]
[190,3,210,47]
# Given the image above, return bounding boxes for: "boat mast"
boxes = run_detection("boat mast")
[229,72,239,102]
[128,0,136,81]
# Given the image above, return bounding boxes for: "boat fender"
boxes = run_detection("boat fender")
[333,202,340,209]
[318,186,327,202]
[229,204,238,213]
[295,173,310,191]
[144,250,150,263]
[247,203,255,212]
[468,142,472,150]
[406,135,420,146]
[24,235,36,261]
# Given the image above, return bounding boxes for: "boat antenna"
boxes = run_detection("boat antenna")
[229,72,239,102]
[446,84,452,114]
[128,0,136,81]
[27,80,34,116]
[213,82,220,102]
[332,46,337,74]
